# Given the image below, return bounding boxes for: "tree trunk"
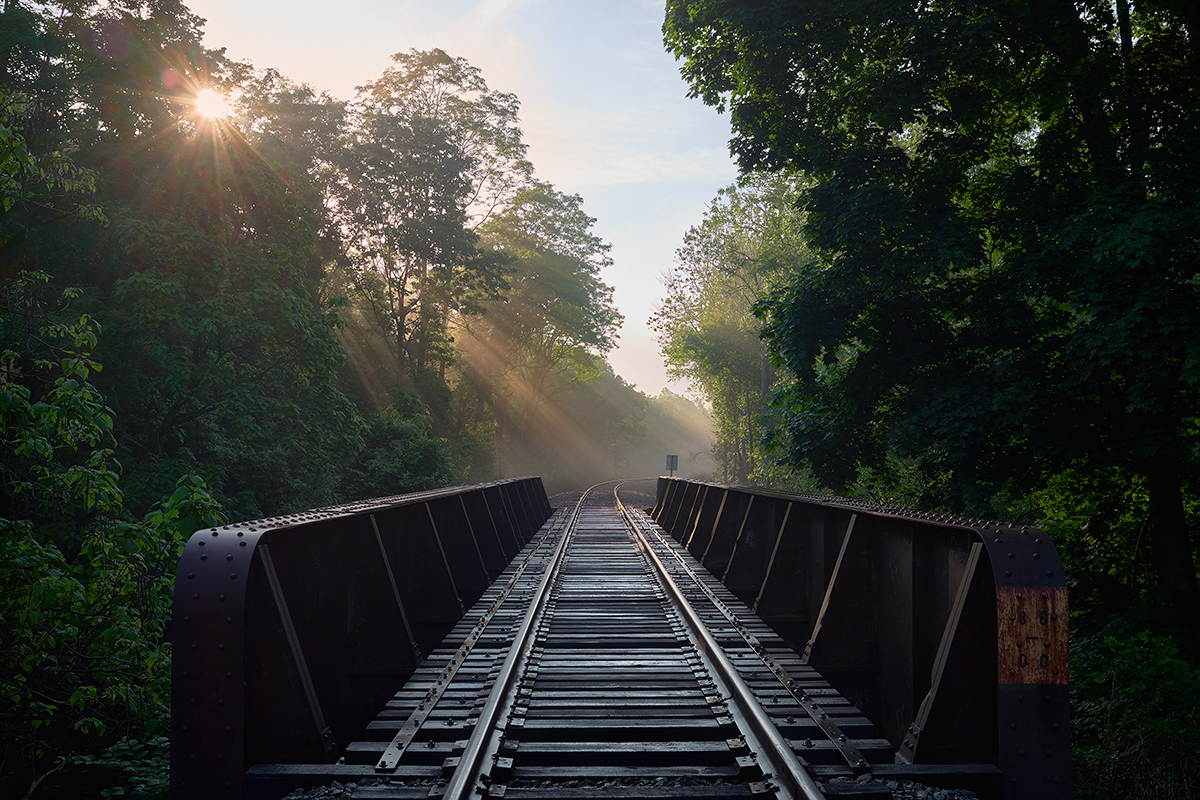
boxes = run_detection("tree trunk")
[760,345,771,403]
[1147,462,1197,593]
[494,394,511,478]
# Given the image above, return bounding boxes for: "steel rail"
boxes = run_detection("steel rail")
[625,495,869,771]
[374,509,571,771]
[439,483,598,799]
[615,483,827,800]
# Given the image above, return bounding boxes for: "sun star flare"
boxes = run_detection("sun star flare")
[194,88,229,119]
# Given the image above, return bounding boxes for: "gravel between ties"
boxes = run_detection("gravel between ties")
[826,775,980,800]
[282,777,979,799]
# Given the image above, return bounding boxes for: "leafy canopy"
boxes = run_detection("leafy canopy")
[664,0,1200,589]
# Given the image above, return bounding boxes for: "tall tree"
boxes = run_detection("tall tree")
[0,1,366,516]
[336,111,486,383]
[460,183,622,476]
[665,0,1200,590]
[0,99,224,798]
[335,48,523,390]
[653,172,808,482]
[356,48,534,229]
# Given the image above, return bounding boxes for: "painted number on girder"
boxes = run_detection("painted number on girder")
[997,586,1068,684]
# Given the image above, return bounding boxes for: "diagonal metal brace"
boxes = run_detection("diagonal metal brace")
[632,508,870,772]
[259,544,337,762]
[375,511,568,772]
[371,514,422,663]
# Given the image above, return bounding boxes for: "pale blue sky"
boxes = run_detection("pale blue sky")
[188,0,740,394]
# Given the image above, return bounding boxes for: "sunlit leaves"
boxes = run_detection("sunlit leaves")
[357,48,534,229]
[334,50,531,387]
[479,184,620,357]
[459,184,622,476]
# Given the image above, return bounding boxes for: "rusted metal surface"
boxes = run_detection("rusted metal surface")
[996,587,1068,685]
[651,477,1070,800]
[170,478,550,800]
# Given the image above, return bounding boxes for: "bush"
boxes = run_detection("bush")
[1071,602,1200,799]
[67,736,170,798]
[0,302,222,797]
[338,402,455,502]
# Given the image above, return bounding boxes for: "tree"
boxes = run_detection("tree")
[664,0,1200,591]
[460,183,622,476]
[93,101,362,517]
[0,278,222,798]
[339,405,455,501]
[652,172,808,482]
[334,48,534,392]
[0,2,367,517]
[336,112,486,383]
[356,48,534,229]
[632,389,716,480]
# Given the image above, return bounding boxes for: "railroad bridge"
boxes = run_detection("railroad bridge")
[170,477,1069,800]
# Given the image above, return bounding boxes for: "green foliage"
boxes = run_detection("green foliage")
[0,304,223,797]
[559,367,647,480]
[1033,469,1151,620]
[0,107,102,223]
[339,401,455,501]
[463,183,623,478]
[357,48,534,229]
[480,183,621,359]
[665,0,1200,592]
[0,10,655,794]
[652,173,808,482]
[92,101,363,516]
[1,309,120,540]
[67,736,170,799]
[666,3,1200,792]
[335,111,486,382]
[1071,604,1200,799]
[626,389,716,482]
[333,47,526,392]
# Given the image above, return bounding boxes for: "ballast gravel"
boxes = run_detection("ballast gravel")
[887,780,978,799]
[281,776,980,799]
[283,781,361,799]
[825,775,980,799]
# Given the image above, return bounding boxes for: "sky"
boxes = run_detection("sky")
[187,0,741,396]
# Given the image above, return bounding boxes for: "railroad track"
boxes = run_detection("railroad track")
[248,481,895,799]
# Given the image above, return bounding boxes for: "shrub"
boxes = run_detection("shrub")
[0,302,222,797]
[1071,605,1200,799]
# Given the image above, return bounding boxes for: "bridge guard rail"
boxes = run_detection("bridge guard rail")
[650,477,1069,800]
[169,477,552,800]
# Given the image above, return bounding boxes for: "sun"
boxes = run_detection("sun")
[194,88,230,119]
